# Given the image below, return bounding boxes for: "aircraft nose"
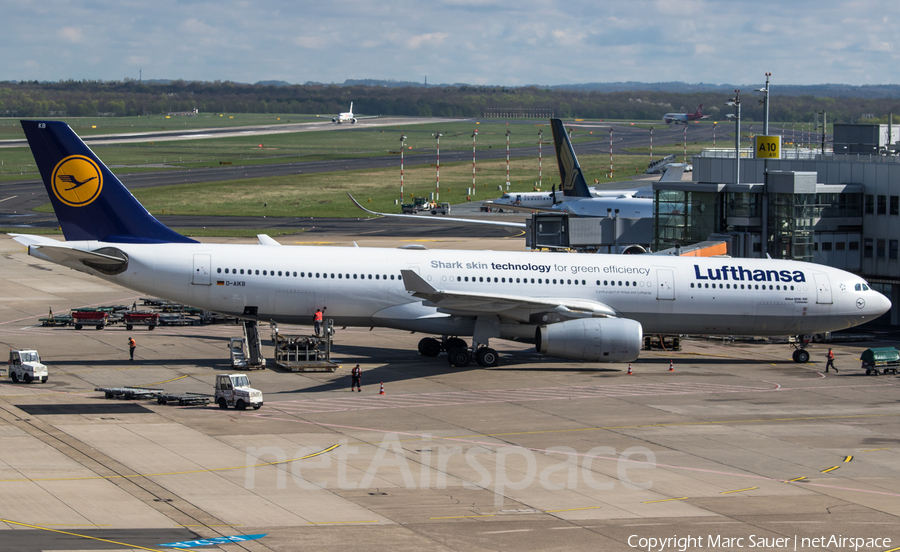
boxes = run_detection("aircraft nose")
[877,291,893,315]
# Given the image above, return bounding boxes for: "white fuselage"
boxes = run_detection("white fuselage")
[48,241,890,340]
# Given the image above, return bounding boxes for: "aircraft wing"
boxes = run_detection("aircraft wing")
[400,269,619,323]
[348,193,526,228]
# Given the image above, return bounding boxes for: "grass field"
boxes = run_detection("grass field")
[108,153,656,218]
[10,115,688,222]
[0,119,624,180]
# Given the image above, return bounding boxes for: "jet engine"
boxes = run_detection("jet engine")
[332,117,338,123]
[536,318,642,362]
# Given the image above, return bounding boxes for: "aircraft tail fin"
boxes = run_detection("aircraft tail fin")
[549,118,592,198]
[19,120,196,244]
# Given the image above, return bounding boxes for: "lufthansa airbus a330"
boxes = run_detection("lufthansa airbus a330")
[12,120,891,368]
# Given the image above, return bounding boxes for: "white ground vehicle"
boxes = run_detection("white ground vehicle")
[8,349,49,384]
[214,374,263,410]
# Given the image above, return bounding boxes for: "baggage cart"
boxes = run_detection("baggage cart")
[860,347,900,376]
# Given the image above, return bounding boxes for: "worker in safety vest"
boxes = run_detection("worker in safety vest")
[825,348,838,373]
[313,309,323,337]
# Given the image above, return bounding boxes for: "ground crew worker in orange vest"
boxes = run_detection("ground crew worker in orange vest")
[825,348,837,373]
[351,364,362,392]
[128,337,136,361]
[313,308,323,337]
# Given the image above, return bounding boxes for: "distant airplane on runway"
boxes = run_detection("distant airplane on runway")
[331,103,377,124]
[663,105,709,125]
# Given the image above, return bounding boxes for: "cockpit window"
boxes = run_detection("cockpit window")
[855,283,861,291]
[863,284,869,291]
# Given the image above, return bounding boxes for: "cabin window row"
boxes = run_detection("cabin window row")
[449,276,645,287]
[216,268,402,281]
[691,282,795,291]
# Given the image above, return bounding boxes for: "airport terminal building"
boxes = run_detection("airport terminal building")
[652,123,900,325]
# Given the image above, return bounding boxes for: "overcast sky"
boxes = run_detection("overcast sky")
[4,0,898,86]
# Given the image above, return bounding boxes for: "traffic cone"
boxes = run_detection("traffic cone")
[379,382,385,395]
[627,364,633,375]
[668,360,674,372]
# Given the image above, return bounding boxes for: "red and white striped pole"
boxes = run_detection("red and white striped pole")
[399,134,406,203]
[538,128,543,189]
[435,132,441,201]
[649,128,653,160]
[683,124,687,162]
[713,123,716,148]
[472,129,477,197]
[609,127,613,177]
[505,126,510,190]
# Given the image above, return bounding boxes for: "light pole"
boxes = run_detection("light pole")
[649,128,653,160]
[756,72,771,136]
[399,134,406,203]
[713,122,716,148]
[725,90,741,186]
[435,132,442,201]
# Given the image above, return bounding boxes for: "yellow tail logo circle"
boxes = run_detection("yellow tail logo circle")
[51,155,103,207]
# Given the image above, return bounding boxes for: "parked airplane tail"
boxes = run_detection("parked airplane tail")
[20,120,196,244]
[549,118,592,198]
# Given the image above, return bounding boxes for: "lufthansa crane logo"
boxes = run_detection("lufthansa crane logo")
[51,155,103,207]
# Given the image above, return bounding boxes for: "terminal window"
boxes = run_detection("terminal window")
[891,240,899,260]
[865,195,874,214]
[864,239,873,258]
[878,195,887,215]
[877,239,886,258]
[892,196,899,215]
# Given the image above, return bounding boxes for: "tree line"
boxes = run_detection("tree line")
[1,80,898,123]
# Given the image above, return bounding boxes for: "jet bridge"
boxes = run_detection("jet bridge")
[526,213,651,253]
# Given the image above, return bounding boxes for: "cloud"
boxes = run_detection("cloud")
[406,32,449,49]
[2,0,900,85]
[59,27,83,43]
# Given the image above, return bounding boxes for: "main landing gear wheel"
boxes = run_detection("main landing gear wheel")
[418,337,441,357]
[447,347,472,367]
[444,337,467,352]
[792,349,810,363]
[475,347,499,367]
